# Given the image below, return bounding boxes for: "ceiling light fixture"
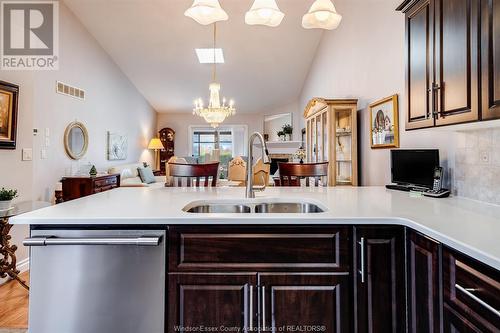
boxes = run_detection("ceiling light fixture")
[184,0,228,25]
[193,23,235,128]
[245,0,285,27]
[302,0,342,30]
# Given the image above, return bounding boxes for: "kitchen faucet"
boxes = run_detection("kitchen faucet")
[246,132,270,198]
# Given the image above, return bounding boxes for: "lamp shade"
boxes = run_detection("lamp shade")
[184,0,228,25]
[148,138,164,150]
[245,0,285,27]
[302,0,342,30]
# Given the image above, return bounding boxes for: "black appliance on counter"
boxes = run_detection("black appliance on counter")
[386,149,450,198]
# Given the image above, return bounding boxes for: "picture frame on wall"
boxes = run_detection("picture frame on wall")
[0,81,19,149]
[369,94,399,149]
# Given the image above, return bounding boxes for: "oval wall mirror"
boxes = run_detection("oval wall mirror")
[64,121,89,160]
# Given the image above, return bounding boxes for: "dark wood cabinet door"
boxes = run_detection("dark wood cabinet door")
[407,231,441,333]
[168,274,256,333]
[481,0,500,120]
[259,273,350,333]
[355,227,406,333]
[405,0,435,129]
[434,0,480,125]
[443,303,487,333]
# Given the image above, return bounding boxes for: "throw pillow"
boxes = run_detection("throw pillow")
[137,166,156,184]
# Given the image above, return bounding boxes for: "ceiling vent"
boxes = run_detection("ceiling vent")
[56,81,85,100]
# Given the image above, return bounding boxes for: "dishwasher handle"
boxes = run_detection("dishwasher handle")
[23,236,162,247]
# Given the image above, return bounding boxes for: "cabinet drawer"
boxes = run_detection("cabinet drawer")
[443,247,500,331]
[94,177,117,188]
[169,226,350,272]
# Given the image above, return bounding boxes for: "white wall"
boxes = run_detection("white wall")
[0,3,157,267]
[300,0,457,187]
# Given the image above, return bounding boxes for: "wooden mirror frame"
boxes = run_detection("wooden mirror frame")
[64,121,89,160]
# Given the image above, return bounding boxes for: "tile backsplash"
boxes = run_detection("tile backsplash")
[454,128,500,205]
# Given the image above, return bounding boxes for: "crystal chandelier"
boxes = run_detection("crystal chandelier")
[193,23,235,128]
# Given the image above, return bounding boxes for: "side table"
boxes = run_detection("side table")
[0,201,50,290]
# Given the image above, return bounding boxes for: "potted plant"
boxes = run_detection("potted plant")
[0,187,18,210]
[282,124,293,141]
[277,130,285,141]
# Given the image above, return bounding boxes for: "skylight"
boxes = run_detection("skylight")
[195,48,225,64]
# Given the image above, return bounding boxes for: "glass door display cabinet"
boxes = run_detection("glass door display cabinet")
[304,98,358,186]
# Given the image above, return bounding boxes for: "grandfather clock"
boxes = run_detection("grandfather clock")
[159,128,175,174]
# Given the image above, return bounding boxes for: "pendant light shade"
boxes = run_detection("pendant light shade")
[245,0,285,27]
[302,0,342,30]
[184,0,228,25]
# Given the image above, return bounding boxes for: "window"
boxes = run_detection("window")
[192,130,233,165]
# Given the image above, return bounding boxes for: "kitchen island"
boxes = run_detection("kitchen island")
[11,186,500,333]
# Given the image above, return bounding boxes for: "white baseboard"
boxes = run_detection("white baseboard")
[0,257,29,286]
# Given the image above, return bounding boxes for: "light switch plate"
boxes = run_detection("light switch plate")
[41,149,47,160]
[45,137,50,147]
[22,148,33,161]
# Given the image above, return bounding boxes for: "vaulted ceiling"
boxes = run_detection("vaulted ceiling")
[63,0,325,114]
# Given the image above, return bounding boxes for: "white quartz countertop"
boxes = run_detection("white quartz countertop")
[10,186,500,271]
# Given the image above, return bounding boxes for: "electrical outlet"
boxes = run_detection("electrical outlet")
[41,149,47,160]
[480,151,490,164]
[22,148,33,161]
[45,137,50,147]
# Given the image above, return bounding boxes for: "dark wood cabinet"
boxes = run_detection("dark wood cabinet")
[481,0,500,120]
[60,174,120,202]
[404,0,435,129]
[443,247,500,332]
[398,0,482,128]
[168,274,256,333]
[434,0,480,125]
[168,226,350,272]
[259,273,351,333]
[159,127,175,174]
[354,226,406,333]
[407,230,441,333]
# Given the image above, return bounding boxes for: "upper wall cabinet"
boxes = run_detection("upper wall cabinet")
[397,0,493,129]
[482,0,500,119]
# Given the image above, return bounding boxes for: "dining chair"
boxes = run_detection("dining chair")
[168,162,219,187]
[277,162,329,187]
[227,156,246,184]
[253,157,270,186]
[165,156,187,186]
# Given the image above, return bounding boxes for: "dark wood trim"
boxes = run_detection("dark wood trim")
[481,0,500,119]
[0,80,19,149]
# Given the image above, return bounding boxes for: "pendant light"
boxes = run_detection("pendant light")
[302,0,342,30]
[192,23,236,128]
[245,0,285,27]
[184,0,228,25]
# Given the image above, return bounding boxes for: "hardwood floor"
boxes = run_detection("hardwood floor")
[0,271,29,329]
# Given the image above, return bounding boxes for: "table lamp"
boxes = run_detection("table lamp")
[148,138,164,170]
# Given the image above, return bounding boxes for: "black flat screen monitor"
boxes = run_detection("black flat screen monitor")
[391,149,439,189]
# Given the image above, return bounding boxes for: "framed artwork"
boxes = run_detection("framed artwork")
[0,81,19,149]
[107,132,128,160]
[370,94,399,149]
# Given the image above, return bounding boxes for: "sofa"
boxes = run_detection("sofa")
[108,163,165,188]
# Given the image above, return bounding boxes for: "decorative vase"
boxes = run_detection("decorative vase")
[0,200,13,210]
[300,159,304,164]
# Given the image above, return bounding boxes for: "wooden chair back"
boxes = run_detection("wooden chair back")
[253,157,270,186]
[278,162,329,187]
[168,162,219,187]
[227,156,246,183]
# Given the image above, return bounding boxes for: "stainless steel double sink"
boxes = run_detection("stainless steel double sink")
[183,200,327,214]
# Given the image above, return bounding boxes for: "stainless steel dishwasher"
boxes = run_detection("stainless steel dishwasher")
[24,229,166,333]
